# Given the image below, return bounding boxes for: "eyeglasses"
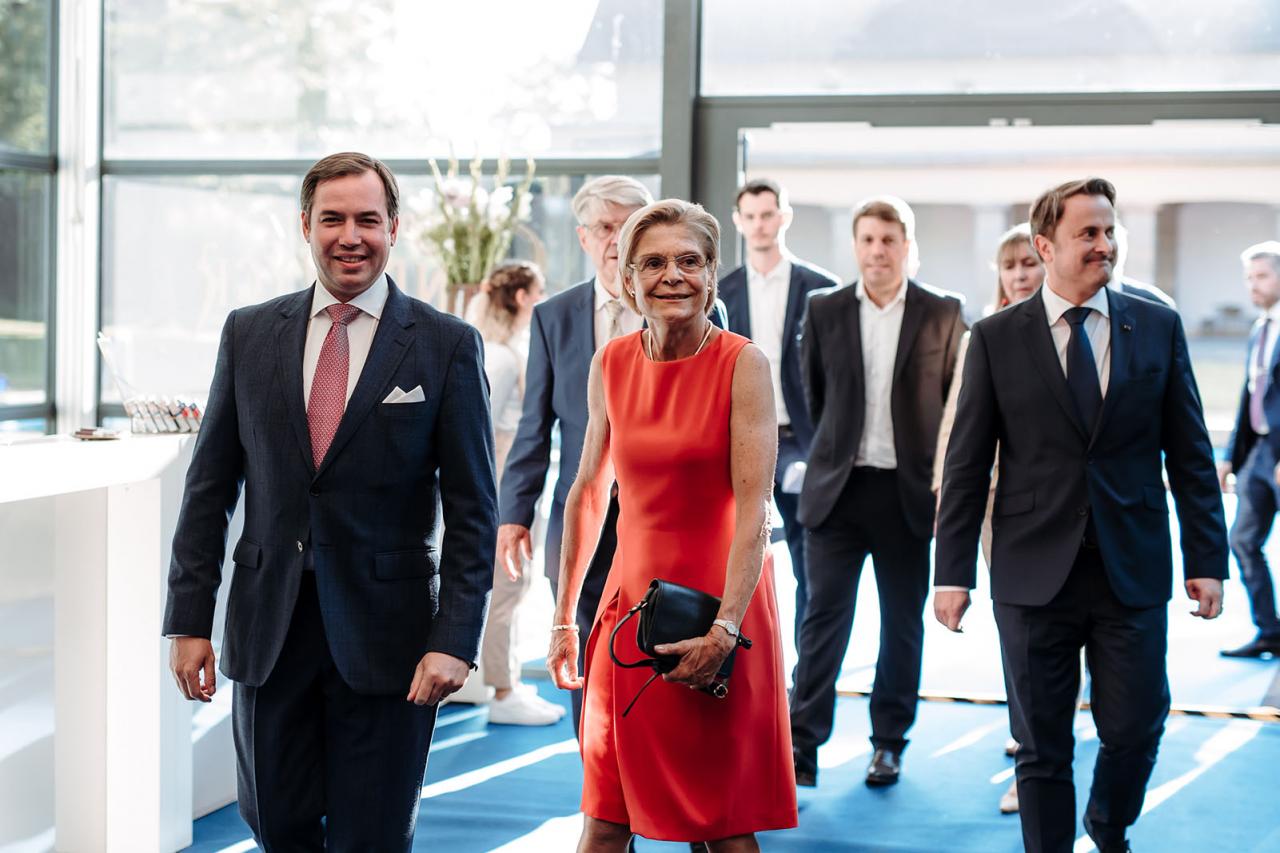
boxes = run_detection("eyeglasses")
[585,220,626,240]
[628,253,709,279]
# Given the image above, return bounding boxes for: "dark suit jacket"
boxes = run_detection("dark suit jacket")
[719,258,840,467]
[499,278,726,581]
[935,288,1228,609]
[1225,317,1280,473]
[163,279,498,695]
[798,279,966,536]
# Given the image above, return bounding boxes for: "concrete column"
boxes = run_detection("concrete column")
[972,205,1010,316]
[1118,204,1158,286]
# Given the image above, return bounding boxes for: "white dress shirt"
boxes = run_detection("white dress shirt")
[855,278,907,469]
[746,254,793,425]
[594,277,644,350]
[1247,303,1280,435]
[302,274,388,407]
[1041,281,1111,397]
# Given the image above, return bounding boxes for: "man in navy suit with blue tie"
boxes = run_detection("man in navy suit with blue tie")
[165,153,497,851]
[935,178,1227,853]
[1219,241,1280,659]
[719,178,839,640]
[496,175,654,734]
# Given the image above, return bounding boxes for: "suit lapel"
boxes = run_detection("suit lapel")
[1090,289,1134,446]
[275,287,316,469]
[314,278,415,480]
[1018,291,1091,441]
[891,281,924,385]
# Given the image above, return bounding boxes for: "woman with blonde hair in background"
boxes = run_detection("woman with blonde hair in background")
[933,222,1043,814]
[468,261,563,725]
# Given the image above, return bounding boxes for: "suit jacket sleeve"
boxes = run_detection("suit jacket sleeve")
[934,323,999,590]
[430,325,500,664]
[932,331,971,494]
[498,305,555,529]
[1160,315,1229,581]
[800,295,824,425]
[163,310,246,638]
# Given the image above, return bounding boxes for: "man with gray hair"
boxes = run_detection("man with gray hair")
[1220,240,1280,659]
[496,175,653,733]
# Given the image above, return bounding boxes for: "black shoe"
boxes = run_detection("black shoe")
[1220,636,1280,658]
[865,748,901,786]
[689,844,709,853]
[793,746,817,788]
[1084,815,1131,852]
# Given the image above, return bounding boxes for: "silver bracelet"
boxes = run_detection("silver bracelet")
[551,624,580,633]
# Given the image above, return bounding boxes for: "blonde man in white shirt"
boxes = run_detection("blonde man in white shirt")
[719,178,839,645]
[789,195,966,789]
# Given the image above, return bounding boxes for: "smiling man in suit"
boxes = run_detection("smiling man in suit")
[935,178,1227,853]
[164,152,497,851]
[789,195,965,789]
[720,178,839,642]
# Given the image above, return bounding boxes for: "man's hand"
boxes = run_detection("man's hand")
[406,652,470,706]
[1217,461,1233,493]
[495,523,533,582]
[1186,578,1224,619]
[933,590,971,633]
[170,637,217,702]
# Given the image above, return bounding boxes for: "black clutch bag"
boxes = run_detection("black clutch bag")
[609,578,752,717]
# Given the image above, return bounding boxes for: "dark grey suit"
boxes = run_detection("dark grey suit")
[935,288,1227,852]
[165,279,497,850]
[790,280,965,769]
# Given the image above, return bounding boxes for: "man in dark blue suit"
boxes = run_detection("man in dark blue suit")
[719,178,839,642]
[1219,241,1280,658]
[935,178,1227,853]
[165,153,497,851]
[496,175,654,734]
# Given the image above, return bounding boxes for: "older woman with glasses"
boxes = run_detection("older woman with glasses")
[547,199,797,852]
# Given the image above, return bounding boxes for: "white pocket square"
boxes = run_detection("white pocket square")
[383,385,425,404]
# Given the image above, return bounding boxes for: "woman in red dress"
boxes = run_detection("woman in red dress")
[547,199,798,851]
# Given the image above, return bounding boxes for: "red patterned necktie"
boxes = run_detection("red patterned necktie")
[307,303,361,469]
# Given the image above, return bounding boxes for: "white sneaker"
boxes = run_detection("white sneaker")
[514,682,566,718]
[488,689,563,726]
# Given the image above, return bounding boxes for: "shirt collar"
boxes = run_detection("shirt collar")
[311,274,388,320]
[1263,302,1280,324]
[747,251,794,284]
[855,276,908,311]
[1041,280,1109,326]
[593,277,619,312]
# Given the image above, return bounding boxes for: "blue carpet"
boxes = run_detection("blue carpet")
[186,682,1280,852]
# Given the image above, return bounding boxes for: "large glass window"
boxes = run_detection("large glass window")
[0,170,51,408]
[0,0,52,154]
[99,172,658,403]
[701,0,1280,96]
[104,0,663,159]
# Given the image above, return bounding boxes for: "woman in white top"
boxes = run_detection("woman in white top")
[469,261,561,724]
[933,223,1044,814]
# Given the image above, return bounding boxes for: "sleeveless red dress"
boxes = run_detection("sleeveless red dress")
[579,329,798,842]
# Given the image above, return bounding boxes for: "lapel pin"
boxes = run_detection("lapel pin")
[1121,323,1132,332]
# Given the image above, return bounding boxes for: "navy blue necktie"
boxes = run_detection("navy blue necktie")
[1064,306,1102,433]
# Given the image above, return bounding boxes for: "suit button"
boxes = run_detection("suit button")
[296,540,304,552]
[309,486,320,496]
[1076,507,1088,517]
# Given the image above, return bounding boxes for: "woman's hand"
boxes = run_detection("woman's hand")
[654,627,737,689]
[547,629,583,691]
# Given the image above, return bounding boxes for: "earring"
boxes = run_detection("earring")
[626,289,634,297]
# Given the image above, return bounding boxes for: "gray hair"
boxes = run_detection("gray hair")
[1242,240,1280,275]
[571,176,654,226]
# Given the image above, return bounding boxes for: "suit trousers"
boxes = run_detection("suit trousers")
[995,545,1169,853]
[1228,441,1280,639]
[790,468,930,764]
[550,492,620,739]
[233,573,438,852]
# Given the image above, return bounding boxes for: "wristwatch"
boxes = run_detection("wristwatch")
[712,618,739,639]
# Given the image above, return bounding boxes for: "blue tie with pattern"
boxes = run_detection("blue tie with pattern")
[1064,306,1102,433]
